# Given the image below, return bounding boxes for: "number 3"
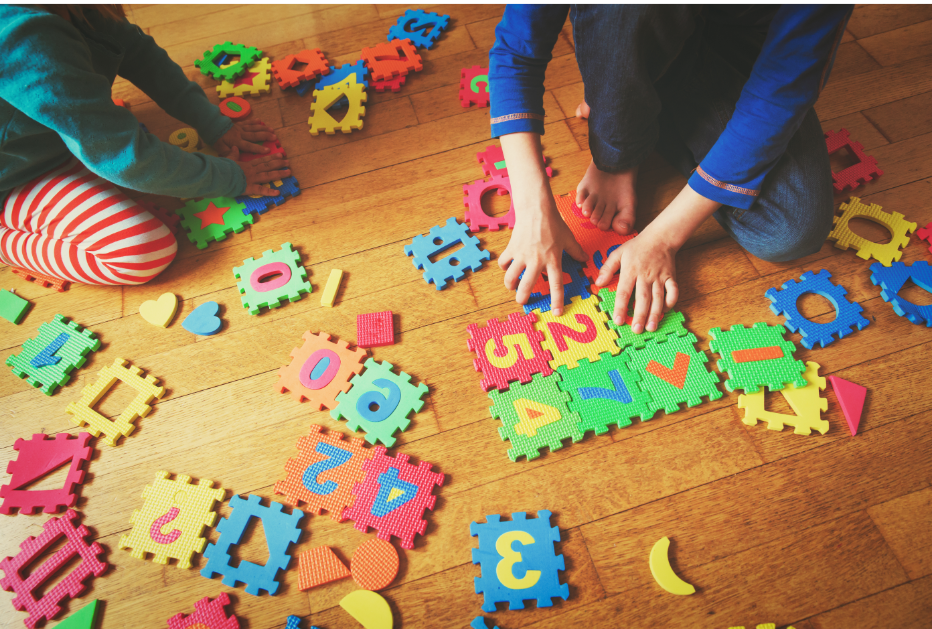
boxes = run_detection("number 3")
[495,530,541,590]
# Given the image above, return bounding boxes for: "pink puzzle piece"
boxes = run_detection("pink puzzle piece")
[917,222,932,254]
[827,375,866,436]
[1,433,93,515]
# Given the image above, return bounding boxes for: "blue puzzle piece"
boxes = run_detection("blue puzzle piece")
[522,251,591,314]
[870,260,932,326]
[470,510,569,613]
[201,494,303,596]
[295,60,369,104]
[388,9,450,49]
[404,217,490,290]
[766,269,872,348]
[238,176,301,216]
[30,332,68,368]
[471,617,500,629]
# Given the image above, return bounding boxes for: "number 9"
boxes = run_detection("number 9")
[169,127,200,152]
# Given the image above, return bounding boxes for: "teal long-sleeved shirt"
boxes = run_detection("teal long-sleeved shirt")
[0,5,246,203]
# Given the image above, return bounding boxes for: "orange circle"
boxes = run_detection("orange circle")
[219,96,251,120]
[350,538,399,591]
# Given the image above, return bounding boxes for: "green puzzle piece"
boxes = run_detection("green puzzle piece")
[0,289,30,324]
[597,288,688,350]
[488,372,583,462]
[624,333,721,415]
[5,314,100,395]
[177,196,253,249]
[332,358,428,447]
[233,242,312,315]
[708,322,806,393]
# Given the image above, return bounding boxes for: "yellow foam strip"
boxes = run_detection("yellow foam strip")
[321,269,344,307]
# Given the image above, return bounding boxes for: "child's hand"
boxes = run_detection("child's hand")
[213,120,277,157]
[234,152,291,197]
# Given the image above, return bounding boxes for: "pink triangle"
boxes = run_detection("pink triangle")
[827,375,867,436]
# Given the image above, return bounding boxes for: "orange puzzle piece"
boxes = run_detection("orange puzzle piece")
[297,546,351,590]
[276,331,368,411]
[271,49,329,89]
[12,268,70,292]
[350,538,399,591]
[361,39,423,81]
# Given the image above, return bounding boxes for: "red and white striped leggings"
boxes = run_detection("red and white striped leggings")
[0,158,177,285]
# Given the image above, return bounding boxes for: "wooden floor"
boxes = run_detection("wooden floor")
[2,4,932,628]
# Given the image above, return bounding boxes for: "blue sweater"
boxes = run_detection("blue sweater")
[489,5,852,209]
[0,5,245,203]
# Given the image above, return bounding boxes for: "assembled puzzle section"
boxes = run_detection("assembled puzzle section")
[827,197,916,266]
[870,260,932,326]
[0,432,93,515]
[362,39,423,81]
[488,372,583,462]
[308,75,367,135]
[11,267,70,292]
[276,331,368,410]
[624,333,721,415]
[118,471,225,570]
[6,314,100,395]
[404,217,490,289]
[597,288,688,350]
[166,593,240,629]
[177,197,252,250]
[471,510,569,612]
[271,48,328,89]
[357,311,395,348]
[708,322,807,393]
[534,295,619,370]
[234,242,312,315]
[738,361,829,436]
[195,42,262,81]
[523,252,591,315]
[824,128,883,191]
[201,494,304,596]
[388,9,450,49]
[467,311,553,392]
[460,66,489,107]
[0,289,30,324]
[237,176,301,216]
[297,546,351,590]
[298,59,368,98]
[463,174,514,231]
[343,447,443,549]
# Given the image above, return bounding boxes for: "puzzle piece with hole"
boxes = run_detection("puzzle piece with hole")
[388,9,450,49]
[0,432,93,515]
[827,197,916,267]
[234,242,311,315]
[405,217,491,289]
[738,361,829,435]
[361,39,422,81]
[463,174,514,231]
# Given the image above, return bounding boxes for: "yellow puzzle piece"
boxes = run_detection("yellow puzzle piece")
[534,294,619,370]
[216,57,272,98]
[827,197,916,266]
[737,361,828,435]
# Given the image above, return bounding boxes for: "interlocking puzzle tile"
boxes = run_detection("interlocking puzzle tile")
[825,128,883,191]
[176,196,252,250]
[297,546,351,590]
[65,358,165,447]
[297,60,369,99]
[597,288,688,350]
[55,599,98,629]
[917,221,932,254]
[196,41,262,81]
[11,268,70,292]
[463,174,514,231]
[471,510,569,612]
[285,615,300,629]
[870,260,932,326]
[219,96,251,119]
[351,538,399,591]
[558,351,655,434]
[625,333,721,415]
[274,424,371,519]
[827,374,867,436]
[0,510,107,629]
[357,311,394,347]
[471,618,501,629]
[276,331,368,410]
[234,242,311,315]
[138,200,181,236]
[460,65,489,107]
[343,447,443,549]
[333,358,428,447]
[271,48,328,89]
[738,361,828,436]
[535,294,619,370]
[476,144,552,179]
[217,56,272,97]
[118,471,225,569]
[202,494,304,596]
[6,314,99,395]
[0,433,92,515]
[709,322,807,393]
[0,289,30,324]
[238,139,286,162]
[308,75,367,135]
[467,311,553,392]
[371,74,406,92]
[388,9,450,49]
[488,372,582,462]
[766,270,871,349]
[362,38,423,81]
[321,269,344,307]
[237,175,301,216]
[404,217,490,289]
[169,127,200,152]
[522,252,591,315]
[167,593,239,629]
[827,197,916,266]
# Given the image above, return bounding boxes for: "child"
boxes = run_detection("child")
[489,5,852,333]
[0,4,290,285]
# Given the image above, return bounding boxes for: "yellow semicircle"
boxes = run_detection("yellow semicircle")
[340,589,393,629]
[649,536,696,595]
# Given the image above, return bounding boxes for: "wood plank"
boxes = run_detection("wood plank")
[815,54,932,121]
[863,91,932,143]
[809,575,932,629]
[846,4,932,39]
[867,488,932,579]
[830,41,882,80]
[858,20,932,66]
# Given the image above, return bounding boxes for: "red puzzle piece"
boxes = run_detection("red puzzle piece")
[271,49,329,89]
[476,145,552,179]
[137,200,181,236]
[1,433,93,515]
[463,174,514,231]
[361,39,422,81]
[11,268,70,292]
[827,375,867,436]
[0,510,108,628]
[466,311,553,392]
[916,221,932,255]
[166,592,239,629]
[459,65,489,108]
[238,140,286,163]
[357,311,395,348]
[371,74,406,93]
[825,128,883,192]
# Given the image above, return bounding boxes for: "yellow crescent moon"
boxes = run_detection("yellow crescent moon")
[649,536,695,595]
[340,589,393,629]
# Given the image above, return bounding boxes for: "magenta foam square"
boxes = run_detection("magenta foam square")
[357,311,395,348]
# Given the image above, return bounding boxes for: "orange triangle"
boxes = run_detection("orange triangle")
[298,546,351,590]
[525,407,544,419]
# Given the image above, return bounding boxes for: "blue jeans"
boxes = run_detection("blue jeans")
[571,5,835,262]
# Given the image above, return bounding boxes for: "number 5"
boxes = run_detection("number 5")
[485,334,534,369]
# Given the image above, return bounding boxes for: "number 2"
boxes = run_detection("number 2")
[495,530,541,590]
[302,442,352,495]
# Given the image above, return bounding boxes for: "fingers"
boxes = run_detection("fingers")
[498,247,514,271]
[515,262,541,306]
[566,237,587,264]
[647,281,665,332]
[228,146,240,161]
[613,275,634,327]
[664,277,679,311]
[548,261,565,317]
[503,257,525,292]
[243,183,280,197]
[595,249,621,287]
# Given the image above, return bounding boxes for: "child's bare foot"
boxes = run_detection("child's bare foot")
[576,161,638,235]
[576,100,590,119]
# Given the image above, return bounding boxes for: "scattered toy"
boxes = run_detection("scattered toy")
[827,374,867,436]
[298,59,368,99]
[535,294,619,370]
[649,536,695,595]
[237,175,301,215]
[339,590,393,629]
[11,267,69,292]
[0,432,92,515]
[0,289,30,324]
[825,128,883,191]
[917,221,932,254]
[196,42,262,81]
[738,361,829,435]
[55,599,99,629]
[827,197,916,266]
[625,333,721,415]
[460,66,489,107]
[388,9,450,49]
[298,546,351,590]
[351,538,399,591]
[276,331,367,410]
[272,48,329,89]
[177,196,253,249]
[219,96,251,119]
[166,592,239,629]
[708,322,806,393]
[321,269,344,307]
[357,311,394,347]
[309,75,367,135]
[139,292,179,328]
[404,217,490,289]
[182,301,223,336]
[234,242,312,315]
[523,252,591,314]
[6,314,99,395]
[467,311,553,392]
[463,174,514,231]
[217,56,272,97]
[870,260,932,326]
[362,38,422,81]
[169,127,200,153]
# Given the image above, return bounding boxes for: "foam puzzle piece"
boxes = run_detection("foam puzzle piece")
[139,292,178,328]
[321,269,344,307]
[870,260,932,326]
[118,470,225,569]
[333,358,428,447]
[463,174,514,231]
[169,127,199,152]
[460,65,489,107]
[55,599,98,629]
[522,252,591,315]
[535,294,619,370]
[274,424,371,519]
[471,618,501,629]
[339,590,393,629]
[286,615,300,629]
[297,545,351,590]
[297,60,369,99]
[0,289,30,324]
[371,74,406,93]
[351,538,399,590]
[176,197,252,250]
[234,242,311,315]
[6,314,100,395]
[11,267,70,292]
[827,374,867,436]
[309,76,367,135]
[66,357,165,447]
[708,322,807,393]
[727,625,781,629]
[404,217,491,289]
[182,301,223,336]
[0,432,92,515]
[0,510,107,629]
[362,39,423,81]
[166,592,239,629]
[467,311,553,392]
[488,372,583,462]
[137,200,182,236]
[271,48,329,88]
[825,128,883,191]
[917,221,932,254]
[827,197,916,266]
[216,56,272,97]
[357,311,394,347]
[196,42,262,81]
[766,270,871,349]
[738,361,829,435]
[202,494,303,596]
[237,175,302,216]
[649,536,695,596]
[625,333,722,415]
[597,288,688,350]
[477,144,552,179]
[471,510,569,612]
[276,331,368,410]
[388,9,450,49]
[237,139,286,163]
[30,332,67,368]
[343,447,443,549]
[219,96,251,119]
[558,351,654,434]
